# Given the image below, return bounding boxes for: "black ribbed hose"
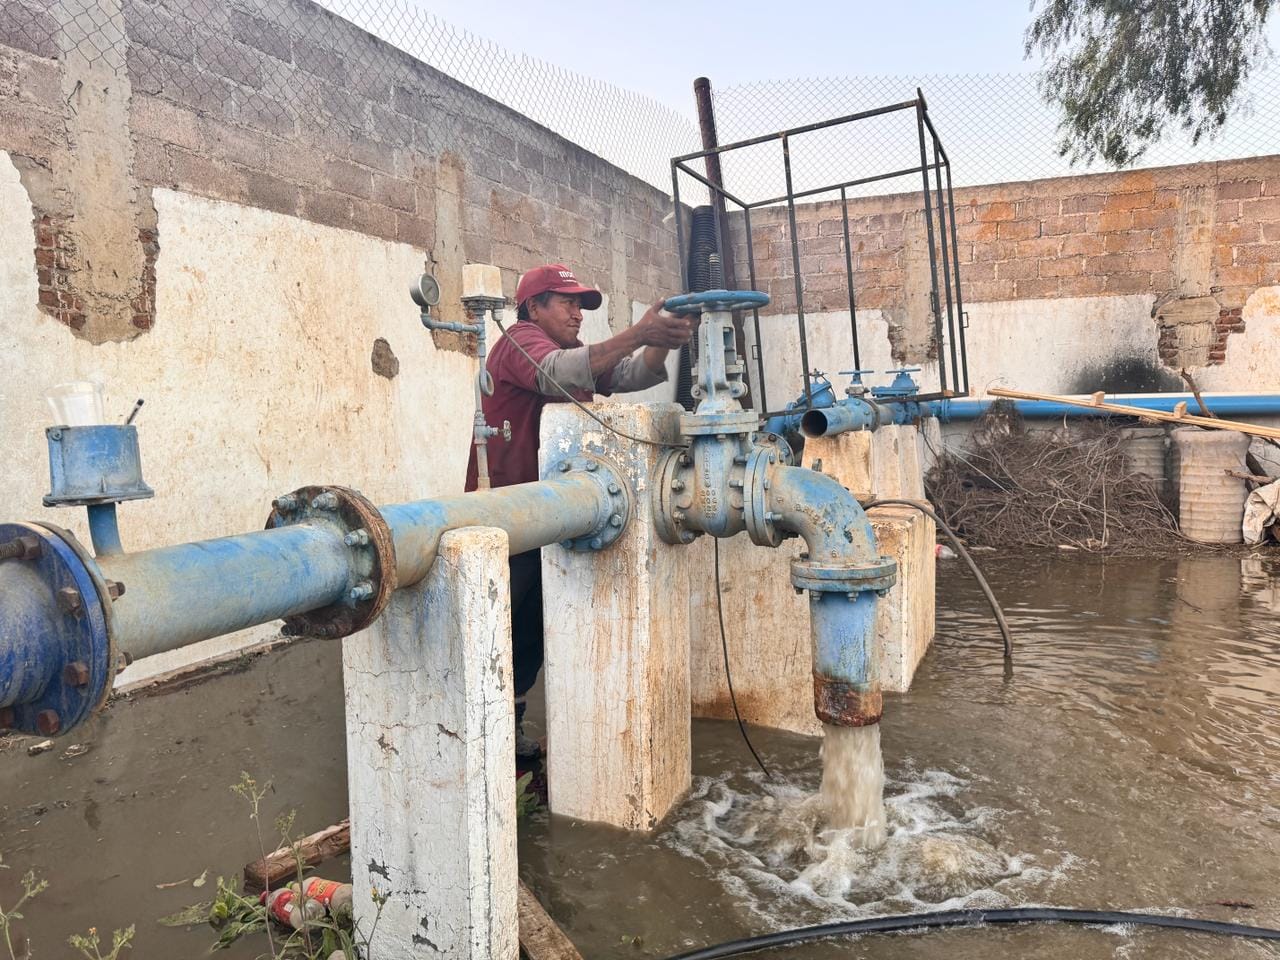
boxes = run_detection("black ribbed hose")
[676,205,720,410]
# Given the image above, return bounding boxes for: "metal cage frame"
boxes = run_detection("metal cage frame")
[671,89,971,417]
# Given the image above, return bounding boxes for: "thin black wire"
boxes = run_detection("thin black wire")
[659,906,1280,960]
[490,313,687,450]
[864,497,1013,660]
[713,538,774,781]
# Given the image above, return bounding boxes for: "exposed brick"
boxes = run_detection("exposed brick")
[1103,190,1155,211]
[1236,244,1275,265]
[965,279,1016,301]
[348,198,397,239]
[195,32,267,90]
[1240,197,1280,221]
[1086,253,1131,274]
[995,258,1038,280]
[1132,207,1177,230]
[1216,179,1261,201]
[1097,210,1133,232]
[1058,275,1107,297]
[125,2,195,63]
[169,149,248,202]
[199,116,269,169]
[243,169,300,216]
[1061,234,1105,257]
[1041,214,1085,236]
[1104,231,1152,253]
[322,157,373,199]
[956,221,997,243]
[1215,200,1241,222]
[1061,194,1105,214]
[1215,222,1260,244]
[300,189,351,228]
[1015,278,1058,299]
[1040,256,1085,278]
[975,201,1016,222]
[1128,250,1173,273]
[1015,236,1060,258]
[1103,272,1153,294]
[1262,222,1280,243]
[998,219,1040,241]
[0,0,58,59]
[230,8,292,63]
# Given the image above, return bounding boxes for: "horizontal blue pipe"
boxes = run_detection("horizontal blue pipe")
[940,394,1280,422]
[78,475,610,662]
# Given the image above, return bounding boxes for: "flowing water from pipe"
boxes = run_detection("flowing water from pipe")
[818,723,887,845]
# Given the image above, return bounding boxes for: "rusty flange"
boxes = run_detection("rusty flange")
[813,674,883,726]
[265,485,396,639]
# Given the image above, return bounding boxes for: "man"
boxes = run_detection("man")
[464,264,694,759]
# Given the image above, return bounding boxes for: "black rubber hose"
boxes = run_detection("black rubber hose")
[659,907,1280,960]
[864,497,1013,660]
[677,206,720,411]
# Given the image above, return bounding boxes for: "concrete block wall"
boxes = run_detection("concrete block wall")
[733,157,1280,400]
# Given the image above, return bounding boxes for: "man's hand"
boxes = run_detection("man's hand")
[632,299,696,349]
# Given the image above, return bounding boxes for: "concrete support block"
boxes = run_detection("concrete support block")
[688,532,817,737]
[868,505,936,692]
[344,527,517,960]
[897,424,926,500]
[871,425,904,499]
[540,403,691,830]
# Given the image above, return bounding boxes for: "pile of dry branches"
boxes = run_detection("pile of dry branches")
[926,401,1183,554]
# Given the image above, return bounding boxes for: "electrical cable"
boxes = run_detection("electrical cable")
[713,538,774,782]
[863,497,1013,660]
[657,906,1280,960]
[490,313,688,450]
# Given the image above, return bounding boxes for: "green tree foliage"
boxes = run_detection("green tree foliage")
[1026,0,1275,166]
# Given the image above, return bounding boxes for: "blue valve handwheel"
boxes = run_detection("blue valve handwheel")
[663,289,770,314]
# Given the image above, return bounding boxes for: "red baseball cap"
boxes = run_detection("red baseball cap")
[515,264,603,311]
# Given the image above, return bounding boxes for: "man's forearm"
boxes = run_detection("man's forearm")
[587,327,644,375]
[642,346,669,374]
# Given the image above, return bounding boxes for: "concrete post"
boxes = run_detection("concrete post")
[343,527,518,960]
[540,403,691,830]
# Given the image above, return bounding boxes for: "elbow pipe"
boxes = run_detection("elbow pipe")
[799,399,893,438]
[0,466,625,735]
[764,464,896,726]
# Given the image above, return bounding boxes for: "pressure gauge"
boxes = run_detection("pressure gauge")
[410,273,441,309]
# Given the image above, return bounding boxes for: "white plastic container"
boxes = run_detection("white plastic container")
[45,380,105,426]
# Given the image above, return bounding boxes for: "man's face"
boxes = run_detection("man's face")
[528,293,584,348]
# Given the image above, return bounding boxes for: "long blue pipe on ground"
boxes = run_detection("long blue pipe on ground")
[939,393,1280,421]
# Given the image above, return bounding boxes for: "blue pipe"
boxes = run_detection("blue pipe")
[5,474,614,669]
[86,504,123,556]
[764,464,891,726]
[939,393,1280,422]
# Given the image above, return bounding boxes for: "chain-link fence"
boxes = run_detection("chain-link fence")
[710,71,1280,204]
[8,0,1278,199]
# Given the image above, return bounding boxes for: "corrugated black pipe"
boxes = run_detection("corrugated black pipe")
[677,205,720,410]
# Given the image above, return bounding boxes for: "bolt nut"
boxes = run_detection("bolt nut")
[57,587,82,615]
[589,537,603,549]
[609,514,623,528]
[49,428,62,441]
[678,453,691,466]
[35,710,61,736]
[344,528,371,547]
[585,461,598,472]
[560,539,573,549]
[312,492,339,510]
[348,581,375,603]
[0,707,14,729]
[557,461,571,473]
[273,495,299,513]
[105,580,125,600]
[670,479,685,491]
[795,586,804,596]
[607,482,621,495]
[62,661,90,687]
[117,651,133,673]
[673,510,686,522]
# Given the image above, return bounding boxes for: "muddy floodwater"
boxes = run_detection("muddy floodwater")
[2,554,1278,958]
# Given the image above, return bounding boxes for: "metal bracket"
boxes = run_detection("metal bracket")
[543,454,632,552]
[265,486,397,638]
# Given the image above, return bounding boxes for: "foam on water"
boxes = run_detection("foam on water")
[666,755,1077,928]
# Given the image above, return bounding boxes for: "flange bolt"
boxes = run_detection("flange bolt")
[557,461,571,473]
[348,581,374,603]
[312,492,339,511]
[62,661,90,688]
[35,710,61,736]
[590,537,603,549]
[273,495,299,513]
[344,528,371,547]
[585,461,598,472]
[607,482,621,495]
[609,514,623,527]
[57,587,82,615]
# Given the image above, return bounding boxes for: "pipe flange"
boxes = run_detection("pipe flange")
[743,445,785,547]
[790,556,897,595]
[813,676,883,726]
[0,522,116,738]
[749,430,794,466]
[678,410,761,438]
[543,454,632,551]
[651,448,699,546]
[265,485,396,639]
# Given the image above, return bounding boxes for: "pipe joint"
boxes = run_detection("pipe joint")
[540,454,631,552]
[265,485,396,639]
[790,556,896,596]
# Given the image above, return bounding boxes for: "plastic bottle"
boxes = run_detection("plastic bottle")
[935,543,957,560]
[261,887,325,929]
[290,877,354,922]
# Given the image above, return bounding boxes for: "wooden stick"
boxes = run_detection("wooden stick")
[244,819,350,891]
[519,882,585,960]
[987,387,1280,440]
[1179,367,1218,419]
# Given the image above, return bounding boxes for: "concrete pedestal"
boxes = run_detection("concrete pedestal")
[868,505,936,691]
[540,403,691,830]
[343,527,517,960]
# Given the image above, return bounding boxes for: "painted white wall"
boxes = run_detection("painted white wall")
[0,153,477,682]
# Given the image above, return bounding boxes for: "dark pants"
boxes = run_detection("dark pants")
[508,549,544,700]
